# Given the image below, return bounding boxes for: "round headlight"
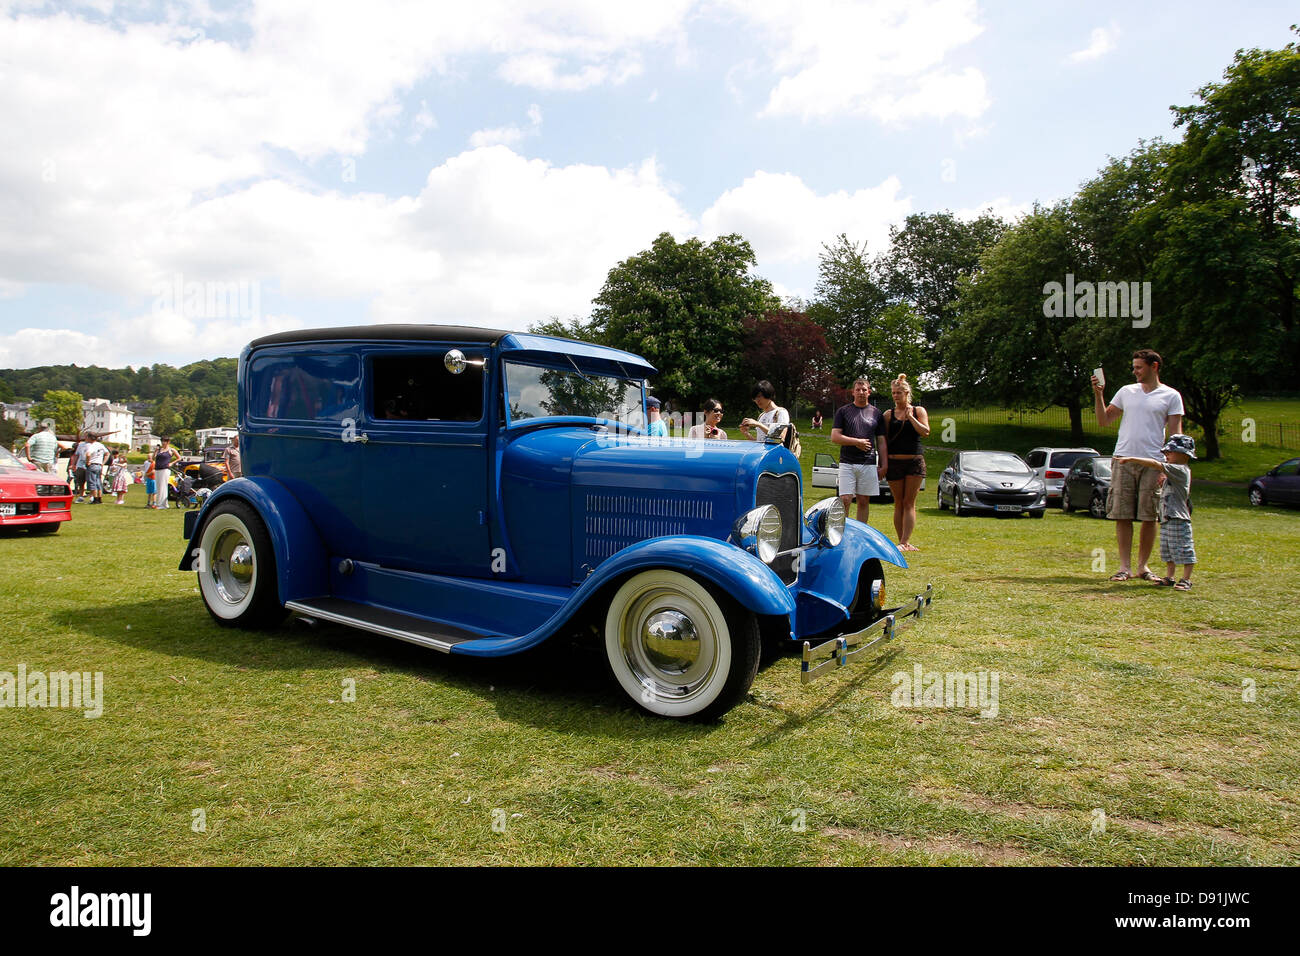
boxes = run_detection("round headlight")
[803,496,846,547]
[732,505,783,564]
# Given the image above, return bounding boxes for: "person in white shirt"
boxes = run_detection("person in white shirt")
[1092,349,1184,582]
[82,434,109,504]
[739,379,789,442]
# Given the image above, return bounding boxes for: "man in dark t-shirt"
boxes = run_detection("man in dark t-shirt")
[831,378,888,523]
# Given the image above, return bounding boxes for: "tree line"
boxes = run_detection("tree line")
[537,30,1299,459]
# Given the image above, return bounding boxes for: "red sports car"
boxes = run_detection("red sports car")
[0,447,72,533]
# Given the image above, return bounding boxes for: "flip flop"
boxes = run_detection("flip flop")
[1137,570,1161,582]
[1108,570,1132,581]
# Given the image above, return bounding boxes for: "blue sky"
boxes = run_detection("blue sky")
[0,0,1295,370]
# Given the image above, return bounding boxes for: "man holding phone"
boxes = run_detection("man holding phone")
[1092,349,1184,582]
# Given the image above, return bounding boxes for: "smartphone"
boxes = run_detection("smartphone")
[1093,367,1105,390]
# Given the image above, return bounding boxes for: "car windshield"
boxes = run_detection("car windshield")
[0,447,24,467]
[964,452,1029,474]
[1092,457,1112,477]
[505,361,644,425]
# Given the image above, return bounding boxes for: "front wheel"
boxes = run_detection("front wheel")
[1248,486,1265,506]
[1061,487,1074,512]
[954,495,968,517]
[604,570,759,721]
[195,499,286,629]
[937,487,947,510]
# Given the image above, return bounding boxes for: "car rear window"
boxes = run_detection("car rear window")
[247,352,360,422]
[1049,451,1096,469]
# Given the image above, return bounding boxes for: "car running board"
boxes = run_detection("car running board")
[284,598,489,653]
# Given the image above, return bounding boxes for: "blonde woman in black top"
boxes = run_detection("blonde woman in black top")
[884,374,930,551]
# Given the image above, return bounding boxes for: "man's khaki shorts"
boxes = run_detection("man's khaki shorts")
[1107,460,1162,522]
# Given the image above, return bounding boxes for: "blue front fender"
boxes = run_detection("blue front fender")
[793,518,907,637]
[178,477,327,606]
[452,535,795,657]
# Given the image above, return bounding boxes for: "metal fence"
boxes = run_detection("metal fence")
[927,406,1300,451]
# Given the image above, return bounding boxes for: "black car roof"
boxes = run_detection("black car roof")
[249,325,509,348]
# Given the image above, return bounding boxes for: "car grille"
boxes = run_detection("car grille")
[973,489,1038,505]
[756,472,800,584]
[36,485,68,496]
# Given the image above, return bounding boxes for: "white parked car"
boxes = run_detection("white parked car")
[811,452,924,502]
[1025,447,1100,507]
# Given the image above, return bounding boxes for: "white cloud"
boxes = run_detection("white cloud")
[724,0,989,123]
[700,170,912,265]
[407,100,437,145]
[469,105,544,148]
[954,197,1034,223]
[1067,25,1119,64]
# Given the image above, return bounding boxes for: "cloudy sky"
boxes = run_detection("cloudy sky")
[1,0,1294,370]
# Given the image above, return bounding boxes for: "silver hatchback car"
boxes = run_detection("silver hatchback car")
[1025,447,1100,506]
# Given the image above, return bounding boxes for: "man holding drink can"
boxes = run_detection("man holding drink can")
[1092,349,1184,582]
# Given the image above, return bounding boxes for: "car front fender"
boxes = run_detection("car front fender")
[792,518,907,637]
[178,476,327,606]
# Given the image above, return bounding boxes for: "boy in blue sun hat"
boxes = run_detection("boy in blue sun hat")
[1114,433,1197,590]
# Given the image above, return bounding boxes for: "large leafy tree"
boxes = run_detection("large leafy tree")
[881,211,1007,372]
[193,394,238,431]
[31,389,85,436]
[591,232,778,408]
[944,206,1114,443]
[810,234,930,389]
[1169,27,1300,387]
[738,309,834,416]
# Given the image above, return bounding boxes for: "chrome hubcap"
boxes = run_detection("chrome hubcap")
[622,588,717,701]
[211,528,254,605]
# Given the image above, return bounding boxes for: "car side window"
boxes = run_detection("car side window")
[1280,459,1300,476]
[370,354,484,422]
[248,352,359,422]
[1026,451,1046,468]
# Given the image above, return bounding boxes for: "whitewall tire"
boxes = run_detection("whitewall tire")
[196,500,286,629]
[604,569,759,721]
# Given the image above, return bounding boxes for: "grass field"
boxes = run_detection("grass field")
[3,447,1297,866]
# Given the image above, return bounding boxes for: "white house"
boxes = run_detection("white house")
[195,426,239,448]
[82,398,134,445]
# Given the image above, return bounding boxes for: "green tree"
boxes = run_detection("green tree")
[882,211,1007,371]
[738,309,834,416]
[0,377,14,402]
[31,389,85,436]
[194,394,238,431]
[810,234,930,388]
[1170,27,1300,386]
[944,206,1107,443]
[527,317,607,344]
[590,232,779,408]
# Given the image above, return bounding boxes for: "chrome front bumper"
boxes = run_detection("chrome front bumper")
[799,584,934,684]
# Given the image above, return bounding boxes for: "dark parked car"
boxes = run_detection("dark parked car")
[1061,455,1112,518]
[179,325,934,720]
[1248,457,1300,507]
[936,451,1046,517]
[1026,446,1100,506]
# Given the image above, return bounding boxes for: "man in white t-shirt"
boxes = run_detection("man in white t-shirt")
[82,434,109,504]
[739,379,789,442]
[1092,349,1184,582]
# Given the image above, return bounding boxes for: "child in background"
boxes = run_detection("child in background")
[1114,433,1197,591]
[145,456,158,509]
[109,451,129,504]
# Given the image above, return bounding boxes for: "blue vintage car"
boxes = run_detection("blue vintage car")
[180,326,933,719]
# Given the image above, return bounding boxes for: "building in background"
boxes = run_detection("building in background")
[195,426,239,448]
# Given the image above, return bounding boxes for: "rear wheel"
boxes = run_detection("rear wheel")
[937,487,947,510]
[195,500,286,629]
[604,570,759,721]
